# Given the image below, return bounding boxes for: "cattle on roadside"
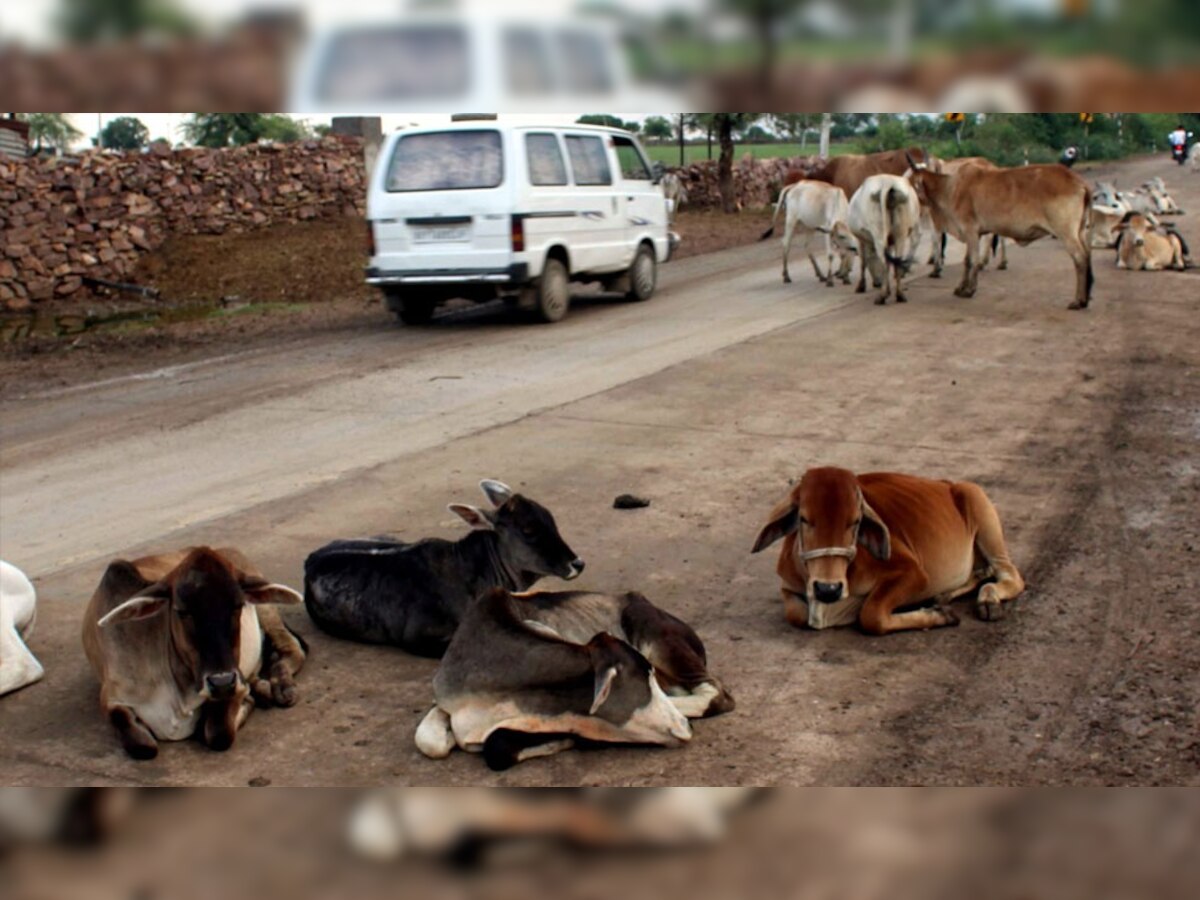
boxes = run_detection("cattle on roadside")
[304,480,583,658]
[921,157,1010,278]
[908,158,1093,309]
[846,174,923,305]
[1,561,44,697]
[751,467,1025,635]
[1115,213,1190,271]
[1089,203,1131,249]
[82,547,307,759]
[1190,142,1200,170]
[1142,178,1183,215]
[416,588,712,770]
[1094,181,1163,217]
[660,171,687,223]
[759,180,857,287]
[787,147,937,201]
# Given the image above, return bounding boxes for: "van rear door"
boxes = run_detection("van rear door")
[372,129,511,275]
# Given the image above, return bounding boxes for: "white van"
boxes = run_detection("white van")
[365,119,679,324]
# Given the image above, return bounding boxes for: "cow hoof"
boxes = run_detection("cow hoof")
[855,284,865,294]
[272,680,298,708]
[783,275,792,284]
[124,740,159,761]
[1067,301,1088,310]
[874,297,886,305]
[896,294,908,303]
[930,269,942,278]
[939,606,961,627]
[974,586,1006,621]
[998,262,1008,271]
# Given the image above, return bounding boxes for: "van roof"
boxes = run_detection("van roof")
[389,120,635,137]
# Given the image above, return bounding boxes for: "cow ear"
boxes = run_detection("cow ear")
[751,496,799,553]
[97,585,170,627]
[857,496,892,561]
[449,504,495,530]
[479,480,514,508]
[590,666,618,715]
[240,577,303,606]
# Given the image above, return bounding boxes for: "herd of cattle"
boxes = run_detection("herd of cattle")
[753,147,1191,308]
[1,466,1025,772]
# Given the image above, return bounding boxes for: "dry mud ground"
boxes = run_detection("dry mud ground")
[0,156,1197,786]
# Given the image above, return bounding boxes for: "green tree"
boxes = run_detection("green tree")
[642,116,673,141]
[712,113,759,213]
[718,1,809,97]
[56,0,195,42]
[181,113,309,148]
[99,115,149,150]
[18,113,83,152]
[577,114,626,129]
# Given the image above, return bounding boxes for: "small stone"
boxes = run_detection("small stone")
[248,776,271,787]
[613,494,651,509]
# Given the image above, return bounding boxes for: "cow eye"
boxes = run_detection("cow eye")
[798,516,810,526]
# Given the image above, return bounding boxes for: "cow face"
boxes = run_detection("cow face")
[1119,212,1158,249]
[98,548,302,701]
[449,480,584,582]
[586,633,692,746]
[751,467,891,605]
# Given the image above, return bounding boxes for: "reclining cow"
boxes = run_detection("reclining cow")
[908,157,1093,309]
[1143,177,1183,215]
[847,174,923,305]
[1115,212,1190,271]
[760,180,857,287]
[304,480,583,657]
[1,561,44,697]
[751,467,1025,635]
[416,587,733,769]
[82,546,307,759]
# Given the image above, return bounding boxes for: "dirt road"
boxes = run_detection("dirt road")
[2,156,1197,786]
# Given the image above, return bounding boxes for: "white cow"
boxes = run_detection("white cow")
[848,174,923,305]
[660,171,687,223]
[1142,178,1183,214]
[760,180,858,286]
[1089,203,1132,249]
[1190,142,1200,170]
[1,561,44,696]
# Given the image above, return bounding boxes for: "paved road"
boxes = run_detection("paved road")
[2,156,1197,786]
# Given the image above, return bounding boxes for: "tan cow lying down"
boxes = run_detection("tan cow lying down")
[417,587,733,770]
[752,468,1025,635]
[1116,213,1190,271]
[759,179,857,286]
[82,547,307,759]
[908,158,1093,309]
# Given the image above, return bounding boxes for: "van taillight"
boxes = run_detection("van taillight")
[510,215,525,252]
[366,221,376,257]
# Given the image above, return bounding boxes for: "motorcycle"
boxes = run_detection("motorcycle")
[1172,142,1188,166]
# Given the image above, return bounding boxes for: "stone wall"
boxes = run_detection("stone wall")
[1,137,366,309]
[669,154,801,210]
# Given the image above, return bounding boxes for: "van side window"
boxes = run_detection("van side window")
[526,133,568,186]
[564,135,612,186]
[612,135,652,181]
[504,28,553,95]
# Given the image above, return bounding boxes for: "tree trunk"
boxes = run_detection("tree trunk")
[707,124,713,160]
[717,115,736,214]
[756,13,775,102]
[819,113,832,158]
[677,114,686,167]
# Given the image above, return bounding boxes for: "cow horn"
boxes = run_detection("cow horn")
[905,151,919,171]
[479,479,514,507]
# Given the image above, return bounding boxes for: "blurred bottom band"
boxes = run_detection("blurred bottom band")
[1,787,1197,900]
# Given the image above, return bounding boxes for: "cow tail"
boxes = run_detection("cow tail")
[1080,186,1094,301]
[760,184,790,241]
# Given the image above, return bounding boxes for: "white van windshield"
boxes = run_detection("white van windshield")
[386,131,504,192]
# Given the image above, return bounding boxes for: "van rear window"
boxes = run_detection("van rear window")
[386,131,503,192]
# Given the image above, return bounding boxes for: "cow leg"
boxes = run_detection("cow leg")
[893,263,908,303]
[954,229,980,297]
[201,695,250,751]
[107,703,159,760]
[957,484,1025,622]
[253,606,307,708]
[997,237,1008,270]
[483,729,576,771]
[781,220,793,283]
[858,562,958,635]
[855,251,868,294]
[783,587,808,628]
[415,705,456,759]
[1065,235,1092,309]
[929,232,946,277]
[808,251,830,285]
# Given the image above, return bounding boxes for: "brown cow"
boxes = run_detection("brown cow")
[1115,212,1189,271]
[923,157,1009,277]
[906,158,1093,309]
[751,468,1025,635]
[786,147,937,203]
[82,546,307,759]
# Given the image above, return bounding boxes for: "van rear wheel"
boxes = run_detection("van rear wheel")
[534,258,570,323]
[396,296,436,325]
[626,244,656,301]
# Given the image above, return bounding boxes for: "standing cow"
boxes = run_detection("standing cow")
[760,180,857,287]
[908,158,1093,309]
[1,561,44,697]
[304,480,583,657]
[660,171,687,223]
[82,547,307,759]
[847,174,923,305]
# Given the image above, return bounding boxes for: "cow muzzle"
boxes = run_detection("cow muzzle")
[563,558,585,580]
[203,671,241,700]
[812,581,845,604]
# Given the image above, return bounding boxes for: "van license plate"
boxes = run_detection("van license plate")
[412,224,470,243]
